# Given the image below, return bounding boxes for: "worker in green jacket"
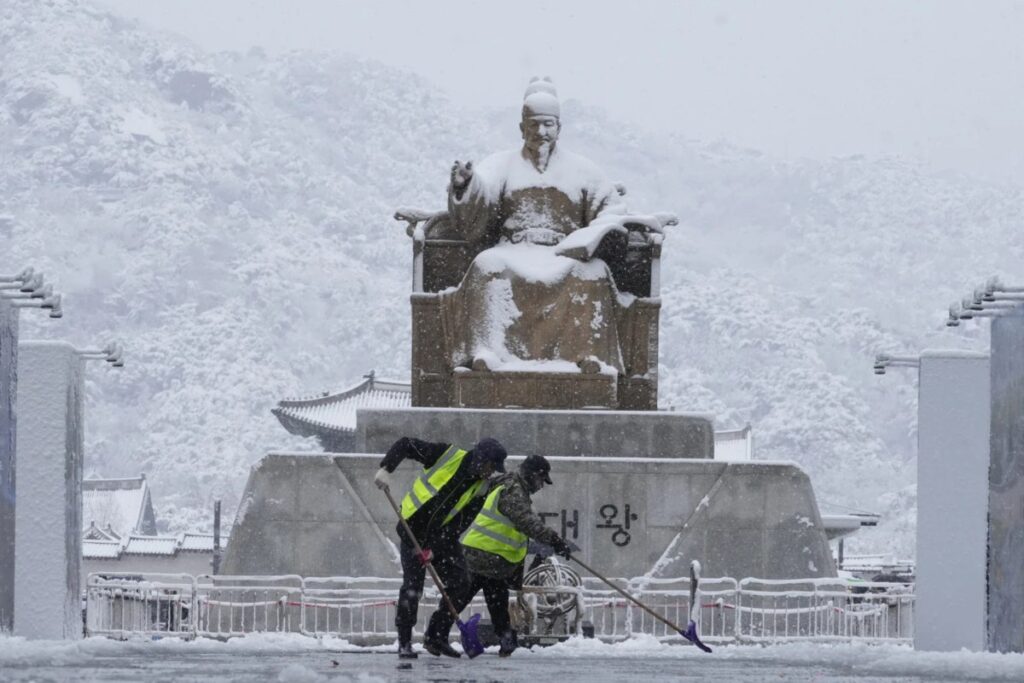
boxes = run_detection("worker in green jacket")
[422,454,572,657]
[374,436,507,659]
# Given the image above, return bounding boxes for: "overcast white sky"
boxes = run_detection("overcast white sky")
[98,0,1024,184]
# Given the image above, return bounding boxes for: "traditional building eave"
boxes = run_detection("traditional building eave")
[272,373,412,441]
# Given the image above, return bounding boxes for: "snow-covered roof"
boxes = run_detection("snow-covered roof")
[81,532,227,561]
[818,501,881,541]
[82,475,157,537]
[122,535,179,556]
[179,532,220,552]
[82,540,122,559]
[840,554,914,576]
[273,373,411,438]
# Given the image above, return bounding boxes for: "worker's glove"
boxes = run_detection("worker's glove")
[416,548,434,566]
[552,537,573,560]
[373,467,391,491]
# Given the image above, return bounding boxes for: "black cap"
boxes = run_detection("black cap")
[473,437,507,472]
[521,454,552,485]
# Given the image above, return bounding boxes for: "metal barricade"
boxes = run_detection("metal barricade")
[195,575,302,638]
[85,572,914,646]
[85,573,195,639]
[299,576,400,642]
[735,577,913,643]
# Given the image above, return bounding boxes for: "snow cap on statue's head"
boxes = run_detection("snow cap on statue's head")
[522,76,560,119]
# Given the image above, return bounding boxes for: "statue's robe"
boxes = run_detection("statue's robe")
[440,146,632,372]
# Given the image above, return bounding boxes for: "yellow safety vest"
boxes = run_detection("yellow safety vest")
[399,445,483,525]
[460,484,528,564]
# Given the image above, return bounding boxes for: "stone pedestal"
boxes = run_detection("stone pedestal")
[13,341,83,640]
[453,370,618,410]
[988,313,1024,653]
[355,407,715,459]
[0,300,17,632]
[223,452,834,581]
[915,351,989,652]
[228,403,833,583]
[222,454,402,578]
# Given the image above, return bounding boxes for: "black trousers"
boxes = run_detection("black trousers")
[425,570,516,643]
[395,534,467,643]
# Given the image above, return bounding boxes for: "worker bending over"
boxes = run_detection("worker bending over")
[424,454,572,657]
[374,436,508,659]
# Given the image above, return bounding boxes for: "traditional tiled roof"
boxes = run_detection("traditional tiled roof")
[82,475,157,537]
[179,532,220,552]
[83,521,119,542]
[82,539,122,559]
[272,374,411,438]
[818,501,881,541]
[122,534,178,556]
[82,533,228,561]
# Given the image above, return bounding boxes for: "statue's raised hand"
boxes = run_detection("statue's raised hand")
[450,160,474,197]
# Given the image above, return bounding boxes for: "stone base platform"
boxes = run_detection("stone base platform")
[355,407,715,459]
[221,453,836,581]
[453,369,617,410]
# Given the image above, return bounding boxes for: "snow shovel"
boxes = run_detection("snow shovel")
[569,556,713,653]
[380,486,485,658]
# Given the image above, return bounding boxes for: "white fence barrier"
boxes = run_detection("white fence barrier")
[84,572,913,645]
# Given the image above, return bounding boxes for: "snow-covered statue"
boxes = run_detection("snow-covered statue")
[396,78,675,410]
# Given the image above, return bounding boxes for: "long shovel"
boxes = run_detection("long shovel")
[380,486,485,658]
[569,556,713,653]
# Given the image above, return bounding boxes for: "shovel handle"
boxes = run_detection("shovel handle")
[570,555,686,633]
[381,486,463,622]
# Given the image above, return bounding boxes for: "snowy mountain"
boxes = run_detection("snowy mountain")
[5,0,1021,555]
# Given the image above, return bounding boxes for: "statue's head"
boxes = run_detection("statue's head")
[520,77,561,164]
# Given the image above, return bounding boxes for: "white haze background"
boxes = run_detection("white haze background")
[4,0,1022,558]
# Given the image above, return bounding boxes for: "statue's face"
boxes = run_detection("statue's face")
[520,115,560,155]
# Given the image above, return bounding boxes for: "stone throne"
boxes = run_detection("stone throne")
[395,207,668,411]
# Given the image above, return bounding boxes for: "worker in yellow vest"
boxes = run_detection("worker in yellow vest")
[374,436,508,659]
[423,454,572,657]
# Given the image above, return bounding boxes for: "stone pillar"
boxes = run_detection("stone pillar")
[915,351,989,652]
[13,341,83,639]
[988,312,1024,653]
[0,300,17,632]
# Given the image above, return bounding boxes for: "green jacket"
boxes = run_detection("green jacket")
[463,472,561,581]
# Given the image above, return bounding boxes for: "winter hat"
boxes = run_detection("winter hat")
[473,437,508,472]
[522,76,560,119]
[520,454,553,485]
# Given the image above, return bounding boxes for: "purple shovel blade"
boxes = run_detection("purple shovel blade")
[457,613,485,659]
[680,620,713,653]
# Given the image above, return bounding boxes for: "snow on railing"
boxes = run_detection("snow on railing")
[734,577,913,643]
[85,573,195,638]
[84,573,914,645]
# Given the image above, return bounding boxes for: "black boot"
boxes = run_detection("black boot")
[498,630,517,657]
[397,625,418,659]
[423,612,461,658]
[424,638,462,658]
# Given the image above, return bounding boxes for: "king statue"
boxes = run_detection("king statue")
[398,77,674,409]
